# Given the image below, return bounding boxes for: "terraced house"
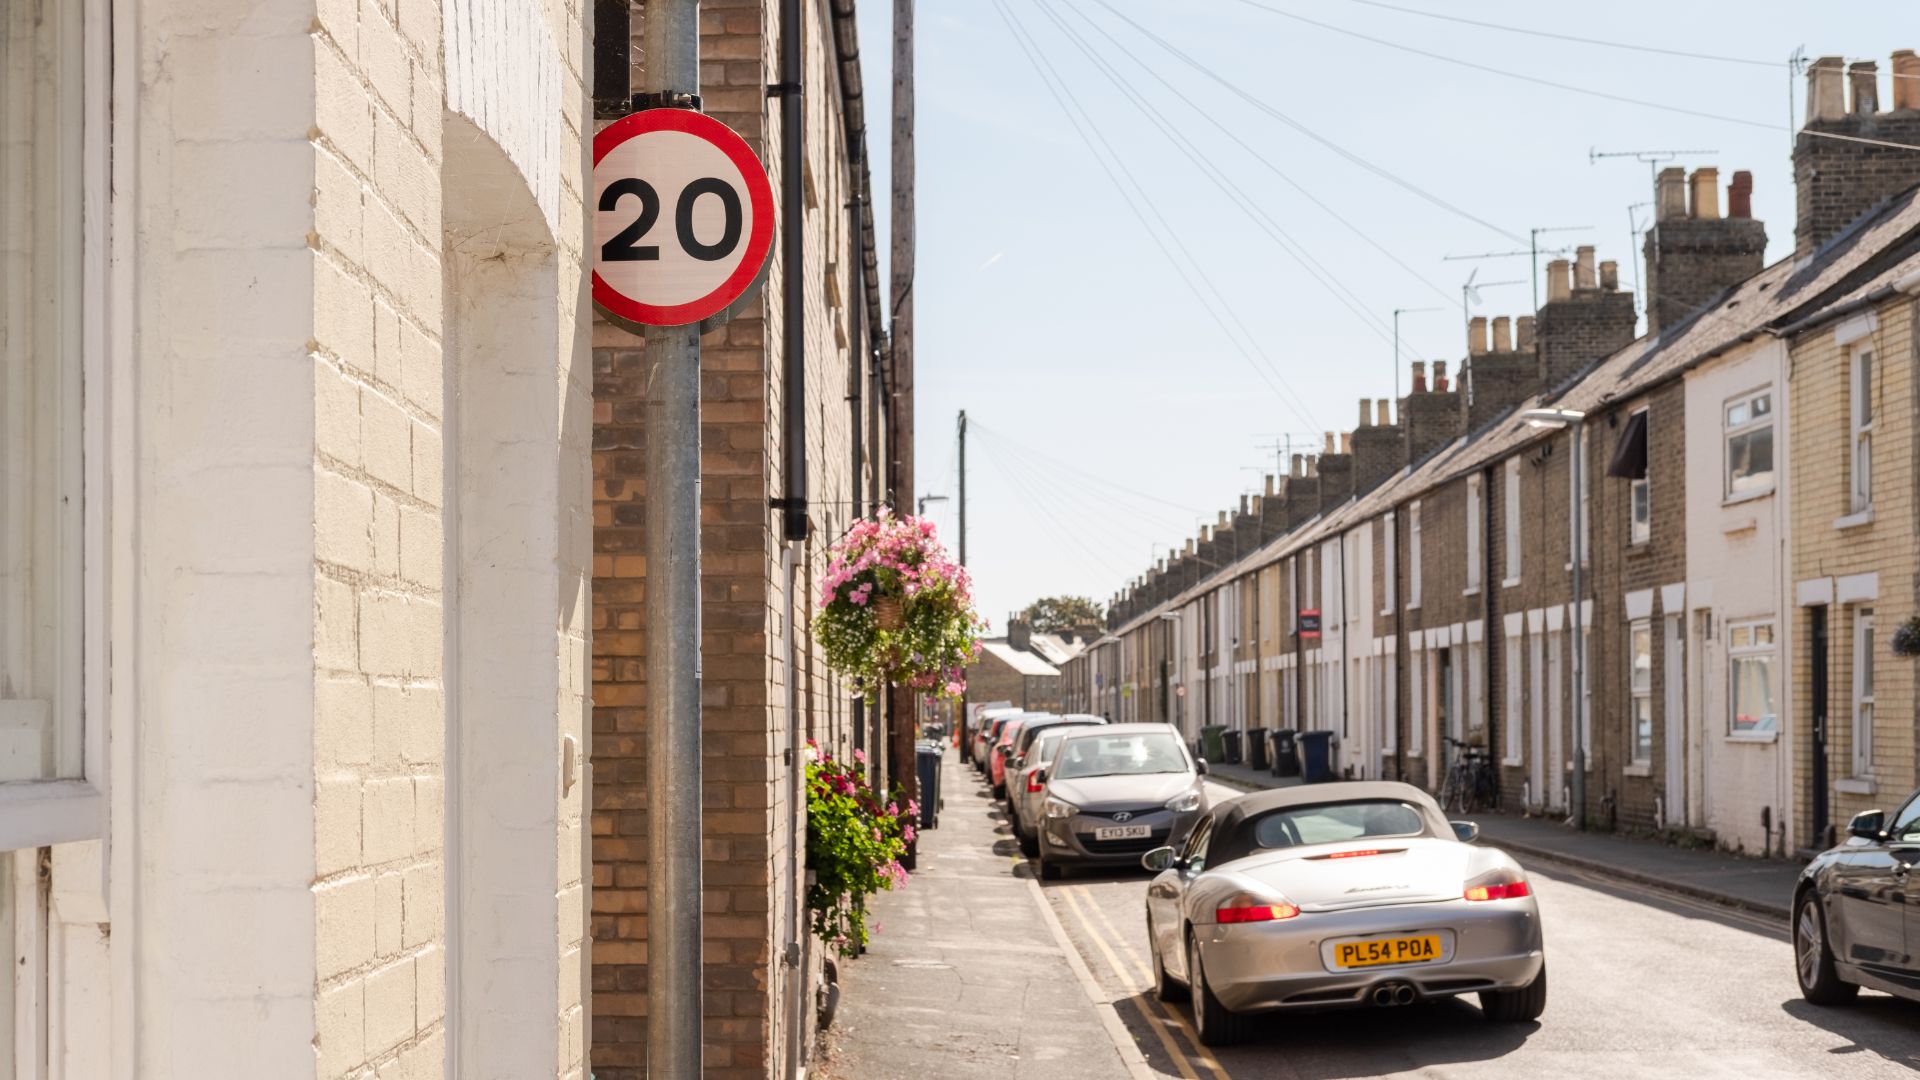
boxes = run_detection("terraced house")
[1072,51,1920,861]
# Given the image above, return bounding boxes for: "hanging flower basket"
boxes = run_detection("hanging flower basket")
[815,508,986,700]
[804,743,915,956]
[1893,615,1920,658]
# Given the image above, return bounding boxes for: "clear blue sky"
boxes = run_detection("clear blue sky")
[853,0,1908,629]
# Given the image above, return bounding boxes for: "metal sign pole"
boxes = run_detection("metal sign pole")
[643,0,705,1075]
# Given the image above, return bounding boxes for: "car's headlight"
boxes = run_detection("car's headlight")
[1044,798,1078,819]
[1165,791,1202,813]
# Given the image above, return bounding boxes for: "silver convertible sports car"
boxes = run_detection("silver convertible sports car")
[1142,781,1547,1045]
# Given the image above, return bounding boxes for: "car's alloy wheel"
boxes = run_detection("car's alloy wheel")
[1480,964,1548,1022]
[1187,931,1253,1046]
[1795,894,1859,1006]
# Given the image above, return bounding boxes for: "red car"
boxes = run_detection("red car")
[992,716,1051,798]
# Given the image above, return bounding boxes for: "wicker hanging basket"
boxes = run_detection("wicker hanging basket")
[874,596,904,630]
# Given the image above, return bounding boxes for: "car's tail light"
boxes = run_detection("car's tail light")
[1215,890,1300,923]
[1463,869,1532,901]
[1026,774,1045,793]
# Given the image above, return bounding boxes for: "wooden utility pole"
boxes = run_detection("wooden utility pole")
[889,0,919,811]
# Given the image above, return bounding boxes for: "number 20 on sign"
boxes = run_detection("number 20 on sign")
[592,109,776,330]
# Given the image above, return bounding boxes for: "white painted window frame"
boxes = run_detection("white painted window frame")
[1628,618,1653,764]
[1502,631,1523,767]
[1726,619,1778,741]
[1379,514,1396,614]
[1502,458,1521,587]
[1849,345,1873,515]
[1628,409,1651,546]
[0,0,111,852]
[1853,609,1874,778]
[1464,476,1483,593]
[1722,386,1774,499]
[1407,500,1423,609]
[1407,643,1424,758]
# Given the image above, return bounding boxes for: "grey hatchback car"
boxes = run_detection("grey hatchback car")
[1036,724,1209,881]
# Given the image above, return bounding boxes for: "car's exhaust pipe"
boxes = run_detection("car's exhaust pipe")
[1370,982,1417,1007]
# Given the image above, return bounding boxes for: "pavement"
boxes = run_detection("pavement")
[814,747,1153,1080]
[1202,756,1802,921]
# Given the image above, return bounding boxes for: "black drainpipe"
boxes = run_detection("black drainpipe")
[777,0,807,542]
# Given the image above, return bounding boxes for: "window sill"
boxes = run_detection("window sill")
[1624,541,1652,557]
[1623,762,1653,778]
[1836,776,1877,796]
[1722,486,1773,508]
[1501,755,1523,768]
[1726,730,1779,744]
[1405,602,1421,612]
[1833,507,1874,531]
[1502,578,1522,589]
[1463,586,1482,598]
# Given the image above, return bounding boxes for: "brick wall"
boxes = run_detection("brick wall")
[1536,286,1637,390]
[1794,55,1920,258]
[1644,213,1766,334]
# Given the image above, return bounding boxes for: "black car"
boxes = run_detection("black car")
[1795,797,1920,1005]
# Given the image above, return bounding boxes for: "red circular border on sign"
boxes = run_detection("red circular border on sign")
[592,109,777,328]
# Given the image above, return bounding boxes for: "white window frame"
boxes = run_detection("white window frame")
[1727,619,1778,740]
[1853,609,1874,778]
[1466,640,1485,739]
[1502,631,1523,766]
[0,0,111,851]
[1381,648,1397,755]
[1407,501,1422,609]
[1407,644,1425,758]
[1465,476,1483,593]
[1502,458,1521,586]
[1722,386,1774,499]
[1628,618,1653,764]
[1850,346,1873,515]
[1379,514,1396,614]
[1628,410,1651,546]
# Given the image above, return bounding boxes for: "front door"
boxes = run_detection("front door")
[1664,614,1686,827]
[1811,607,1830,846]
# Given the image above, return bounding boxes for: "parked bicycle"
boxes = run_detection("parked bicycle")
[1439,736,1498,815]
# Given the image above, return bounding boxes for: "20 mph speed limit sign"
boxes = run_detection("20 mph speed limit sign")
[592,109,776,329]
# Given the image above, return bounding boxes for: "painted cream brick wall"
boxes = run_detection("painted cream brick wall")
[312,1,449,1075]
[1790,297,1917,847]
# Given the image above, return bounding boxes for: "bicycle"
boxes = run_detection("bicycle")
[1439,736,1497,815]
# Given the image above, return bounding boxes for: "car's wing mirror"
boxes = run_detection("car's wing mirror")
[1450,820,1480,844]
[1195,759,1210,776]
[1032,769,1047,785]
[1141,846,1177,872]
[1848,809,1887,841]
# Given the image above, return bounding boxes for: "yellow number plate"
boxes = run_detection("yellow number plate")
[1333,934,1441,969]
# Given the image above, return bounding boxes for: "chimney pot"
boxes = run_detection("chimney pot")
[1656,166,1688,221]
[1239,495,1249,515]
[1201,525,1211,543]
[1433,360,1450,393]
[1491,316,1512,353]
[1184,539,1194,555]
[1468,316,1489,355]
[1574,246,1598,289]
[1807,56,1847,122]
[1599,261,1619,291]
[1727,170,1754,218]
[1358,398,1372,427]
[1217,510,1229,527]
[1290,453,1303,478]
[1376,399,1392,426]
[1515,315,1536,352]
[1894,51,1920,112]
[1264,474,1276,497]
[1688,167,1721,220]
[1323,431,1336,454]
[1849,60,1880,115]
[1306,456,1319,478]
[1340,431,1352,454]
[1546,259,1571,302]
[1411,360,1428,393]
[1250,494,1262,516]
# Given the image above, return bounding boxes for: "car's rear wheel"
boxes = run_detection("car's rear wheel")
[1480,964,1547,1022]
[992,781,1006,799]
[1795,893,1859,1006]
[1187,931,1254,1046]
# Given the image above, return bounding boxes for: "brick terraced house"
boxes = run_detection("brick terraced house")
[1091,53,1920,861]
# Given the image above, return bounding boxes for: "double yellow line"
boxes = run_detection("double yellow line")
[1054,884,1234,1080]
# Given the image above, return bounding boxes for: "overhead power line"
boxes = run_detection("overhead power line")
[968,421,1208,515]
[992,0,1324,430]
[1332,0,1780,69]
[1089,0,1526,245]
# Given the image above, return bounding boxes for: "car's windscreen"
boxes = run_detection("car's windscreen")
[1033,730,1067,766]
[1052,732,1189,779]
[1250,800,1427,849]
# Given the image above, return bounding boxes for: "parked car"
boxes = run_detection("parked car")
[1035,724,1210,882]
[972,709,1024,773]
[1005,716,1106,838]
[990,716,1041,798]
[1141,781,1546,1046]
[1011,724,1093,856]
[1795,797,1920,1007]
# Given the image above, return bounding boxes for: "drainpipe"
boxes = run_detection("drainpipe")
[1483,464,1499,784]
[777,0,807,543]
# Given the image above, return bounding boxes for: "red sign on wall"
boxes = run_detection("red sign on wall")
[1299,609,1322,639]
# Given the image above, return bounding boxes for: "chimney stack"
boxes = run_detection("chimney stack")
[1376,399,1392,426]
[1468,316,1489,355]
[1290,453,1303,478]
[1894,50,1920,111]
[1574,246,1597,290]
[1264,473,1276,497]
[1795,52,1920,258]
[1411,360,1428,393]
[1688,167,1721,220]
[1305,456,1319,478]
[1491,316,1512,353]
[1656,166,1688,221]
[1546,259,1571,302]
[1217,510,1229,528]
[1599,261,1619,291]
[1340,432,1352,454]
[1323,431,1336,454]
[1516,315,1536,352]
[1850,61,1880,115]
[1433,360,1449,393]
[1728,170,1754,218]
